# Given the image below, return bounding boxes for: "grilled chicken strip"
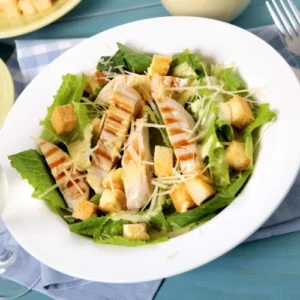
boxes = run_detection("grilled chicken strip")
[95,75,151,104]
[122,115,153,210]
[88,84,142,191]
[38,139,89,209]
[150,73,190,94]
[154,96,202,175]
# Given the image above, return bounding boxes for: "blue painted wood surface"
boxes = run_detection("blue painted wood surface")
[1,0,300,299]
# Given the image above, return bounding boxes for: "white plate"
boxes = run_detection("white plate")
[1,17,300,283]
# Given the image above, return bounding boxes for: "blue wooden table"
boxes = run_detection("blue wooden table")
[2,1,300,299]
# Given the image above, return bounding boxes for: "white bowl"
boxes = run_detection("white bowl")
[161,0,251,22]
[1,17,300,283]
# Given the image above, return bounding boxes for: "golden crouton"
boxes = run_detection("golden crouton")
[123,223,150,241]
[186,176,216,206]
[72,200,99,221]
[102,168,124,191]
[50,104,77,135]
[154,146,173,177]
[225,141,250,171]
[86,173,103,194]
[85,71,108,94]
[148,55,172,76]
[18,0,36,14]
[170,182,196,213]
[226,96,254,129]
[30,0,52,12]
[0,0,21,17]
[99,188,127,213]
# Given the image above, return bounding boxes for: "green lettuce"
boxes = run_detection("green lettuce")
[95,236,168,246]
[200,103,230,187]
[93,219,130,239]
[69,216,107,237]
[89,193,102,205]
[219,68,245,91]
[97,43,152,74]
[169,49,203,78]
[8,150,66,209]
[150,211,171,232]
[40,74,90,144]
[243,103,276,164]
[216,120,234,142]
[167,169,252,228]
[243,103,276,137]
[144,105,171,148]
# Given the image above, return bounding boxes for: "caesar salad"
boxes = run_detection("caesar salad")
[8,43,276,246]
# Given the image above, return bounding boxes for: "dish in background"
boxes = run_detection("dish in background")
[0,59,14,128]
[161,0,251,22]
[1,17,300,283]
[0,0,81,38]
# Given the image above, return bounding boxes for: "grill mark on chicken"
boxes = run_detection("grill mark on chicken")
[49,157,66,169]
[96,147,112,161]
[165,117,179,124]
[173,140,193,148]
[168,128,187,135]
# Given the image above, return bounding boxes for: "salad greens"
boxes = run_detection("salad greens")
[9,150,66,209]
[8,43,276,247]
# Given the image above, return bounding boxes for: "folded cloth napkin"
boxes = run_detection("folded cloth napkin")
[2,24,300,299]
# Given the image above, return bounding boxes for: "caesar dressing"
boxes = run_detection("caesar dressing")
[161,0,251,22]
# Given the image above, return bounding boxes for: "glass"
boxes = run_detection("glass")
[0,165,31,299]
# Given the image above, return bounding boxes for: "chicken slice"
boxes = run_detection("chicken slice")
[150,73,190,101]
[95,75,151,104]
[88,84,142,191]
[154,95,202,175]
[122,115,153,210]
[38,139,89,209]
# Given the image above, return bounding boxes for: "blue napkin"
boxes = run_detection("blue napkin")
[1,24,300,299]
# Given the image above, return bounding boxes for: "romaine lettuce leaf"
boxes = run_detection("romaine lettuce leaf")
[89,193,101,205]
[219,68,245,91]
[69,216,107,237]
[216,120,234,142]
[95,236,168,246]
[144,105,171,148]
[243,103,276,137]
[167,168,252,228]
[8,149,66,209]
[68,123,93,171]
[150,211,171,232]
[97,43,152,74]
[200,103,230,187]
[93,219,130,239]
[40,74,89,144]
[169,49,203,78]
[243,103,276,164]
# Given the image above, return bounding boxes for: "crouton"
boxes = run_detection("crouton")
[30,0,52,12]
[85,71,108,94]
[0,0,21,17]
[50,104,77,135]
[72,200,99,221]
[226,96,254,129]
[102,168,124,191]
[148,55,172,76]
[18,0,36,14]
[86,173,103,194]
[99,188,127,213]
[170,182,196,213]
[186,176,216,206]
[154,146,173,177]
[123,223,150,241]
[225,141,250,171]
